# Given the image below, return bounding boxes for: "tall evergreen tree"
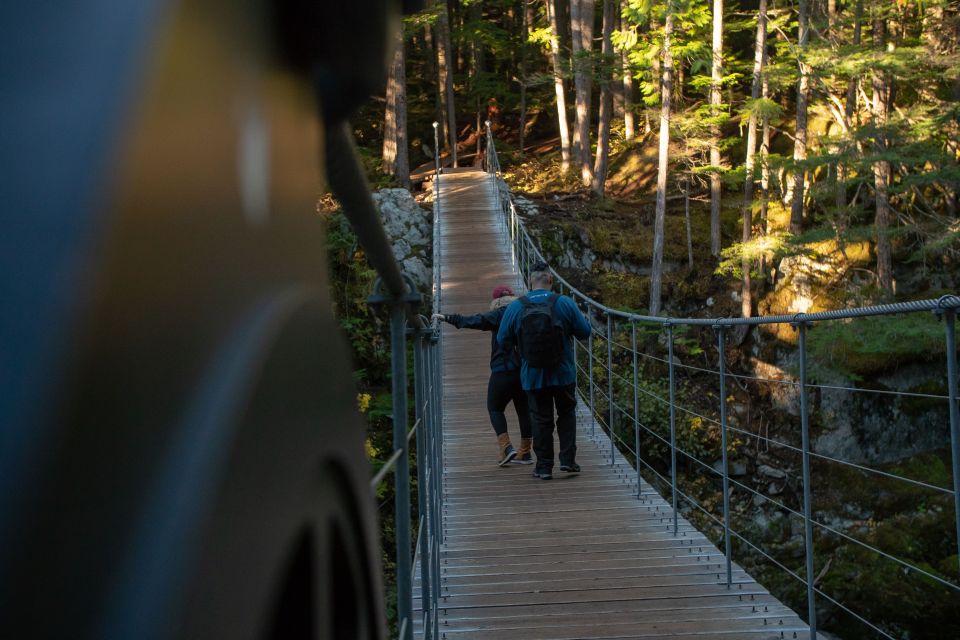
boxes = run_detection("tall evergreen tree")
[547,0,572,173]
[789,0,810,233]
[741,0,767,318]
[650,0,675,316]
[709,0,723,257]
[571,0,596,186]
[593,0,615,196]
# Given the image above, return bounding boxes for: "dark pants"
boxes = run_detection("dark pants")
[527,383,577,472]
[487,369,532,439]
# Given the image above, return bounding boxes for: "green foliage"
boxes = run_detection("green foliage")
[807,314,946,381]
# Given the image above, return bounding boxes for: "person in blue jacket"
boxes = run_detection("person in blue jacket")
[433,285,533,466]
[497,262,592,480]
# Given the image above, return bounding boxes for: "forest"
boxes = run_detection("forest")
[369,0,959,315]
[327,1,960,638]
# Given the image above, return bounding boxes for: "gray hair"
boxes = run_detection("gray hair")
[529,269,553,288]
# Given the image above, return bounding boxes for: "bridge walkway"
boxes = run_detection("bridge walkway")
[415,168,809,639]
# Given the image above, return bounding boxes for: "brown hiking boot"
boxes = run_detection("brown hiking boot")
[497,433,516,466]
[514,437,534,464]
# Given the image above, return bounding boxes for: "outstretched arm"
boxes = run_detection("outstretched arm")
[433,309,500,331]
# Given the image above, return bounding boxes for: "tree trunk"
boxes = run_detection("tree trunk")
[571,0,595,187]
[519,0,529,152]
[761,72,771,236]
[592,0,615,196]
[424,21,443,146]
[616,3,635,140]
[437,0,458,167]
[790,0,810,233]
[710,0,724,257]
[649,2,674,316]
[383,32,410,189]
[547,0,572,173]
[471,1,483,162]
[873,15,894,295]
[741,0,766,318]
[836,0,864,213]
[685,177,694,271]
[622,8,636,141]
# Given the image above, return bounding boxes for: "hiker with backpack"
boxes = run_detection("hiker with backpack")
[497,262,592,480]
[431,286,534,466]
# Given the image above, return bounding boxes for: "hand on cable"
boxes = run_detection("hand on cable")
[431,313,445,323]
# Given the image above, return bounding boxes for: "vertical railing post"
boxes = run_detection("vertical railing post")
[607,314,615,465]
[390,304,413,640]
[794,319,818,639]
[432,121,440,177]
[714,323,733,587]
[588,327,596,438]
[413,332,431,638]
[940,307,960,579]
[632,321,641,498]
[666,322,678,535]
[431,333,442,640]
[432,332,444,546]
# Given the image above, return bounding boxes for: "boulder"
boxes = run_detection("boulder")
[372,188,432,292]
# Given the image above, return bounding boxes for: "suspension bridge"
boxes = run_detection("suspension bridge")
[381,125,960,640]
[415,166,811,638]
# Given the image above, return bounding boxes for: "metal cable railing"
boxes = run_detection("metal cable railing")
[330,120,445,640]
[483,123,960,640]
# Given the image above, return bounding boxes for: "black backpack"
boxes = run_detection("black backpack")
[518,294,565,369]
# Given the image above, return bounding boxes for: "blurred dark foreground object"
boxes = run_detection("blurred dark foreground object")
[0,1,419,637]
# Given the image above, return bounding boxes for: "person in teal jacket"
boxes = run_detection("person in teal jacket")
[497,262,591,479]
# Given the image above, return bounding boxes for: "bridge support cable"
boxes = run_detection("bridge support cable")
[483,123,960,638]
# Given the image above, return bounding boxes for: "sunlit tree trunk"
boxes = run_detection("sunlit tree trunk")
[383,32,410,189]
[760,73,771,235]
[790,0,810,233]
[437,0,458,167]
[592,0,614,196]
[650,1,674,316]
[547,0,572,173]
[872,14,894,295]
[710,0,723,257]
[741,0,766,318]
[614,3,634,140]
[571,0,595,187]
[621,1,636,141]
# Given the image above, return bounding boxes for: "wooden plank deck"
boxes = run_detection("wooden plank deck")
[416,169,810,639]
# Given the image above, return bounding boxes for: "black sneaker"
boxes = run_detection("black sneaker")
[498,444,517,467]
[514,452,534,465]
[532,469,553,480]
[559,463,581,473]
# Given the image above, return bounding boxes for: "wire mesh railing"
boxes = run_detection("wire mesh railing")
[335,122,445,640]
[484,123,960,640]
